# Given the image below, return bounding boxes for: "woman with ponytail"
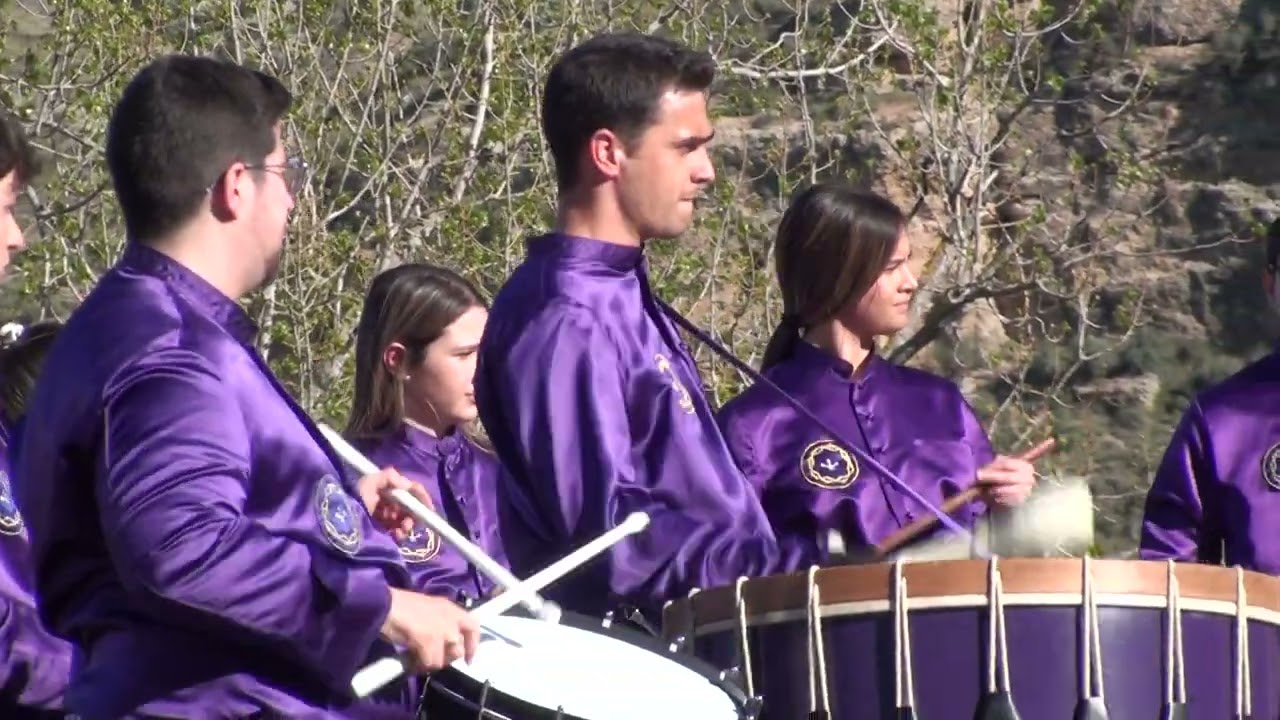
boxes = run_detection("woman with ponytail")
[718,183,1036,551]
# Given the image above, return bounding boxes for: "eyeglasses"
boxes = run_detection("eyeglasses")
[206,155,311,196]
[245,155,310,196]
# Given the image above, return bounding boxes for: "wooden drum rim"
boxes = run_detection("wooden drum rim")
[661,558,1280,638]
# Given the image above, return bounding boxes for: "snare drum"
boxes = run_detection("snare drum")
[419,611,756,719]
[662,558,1280,719]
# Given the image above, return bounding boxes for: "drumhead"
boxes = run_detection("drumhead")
[424,611,746,720]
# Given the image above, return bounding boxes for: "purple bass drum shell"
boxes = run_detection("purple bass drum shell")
[661,558,1280,720]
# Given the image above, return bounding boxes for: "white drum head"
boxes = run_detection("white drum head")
[450,615,742,719]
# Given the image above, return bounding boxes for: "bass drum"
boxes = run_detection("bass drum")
[662,558,1280,719]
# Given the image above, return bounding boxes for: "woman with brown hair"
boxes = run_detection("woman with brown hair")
[346,263,513,604]
[718,184,1036,553]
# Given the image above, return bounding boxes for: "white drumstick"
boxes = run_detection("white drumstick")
[351,511,651,698]
[317,423,560,622]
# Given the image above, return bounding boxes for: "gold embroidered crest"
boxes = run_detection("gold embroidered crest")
[801,440,859,489]
[1262,443,1280,491]
[399,524,443,563]
[0,471,23,537]
[315,475,362,554]
[655,353,695,414]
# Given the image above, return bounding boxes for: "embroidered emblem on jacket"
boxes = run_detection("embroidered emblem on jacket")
[399,523,443,563]
[801,440,859,489]
[315,474,363,554]
[0,472,24,537]
[1263,443,1280,491]
[655,353,696,414]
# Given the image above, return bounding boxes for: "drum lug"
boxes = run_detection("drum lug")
[620,604,660,637]
[667,634,687,653]
[602,610,616,628]
[718,665,764,718]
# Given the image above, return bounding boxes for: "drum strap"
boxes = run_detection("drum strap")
[1163,561,1187,710]
[985,559,1011,697]
[1074,556,1109,720]
[807,565,832,716]
[1235,568,1253,719]
[893,562,915,714]
[974,558,1021,720]
[733,576,756,698]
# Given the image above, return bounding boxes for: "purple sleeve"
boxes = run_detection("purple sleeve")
[0,601,72,709]
[1139,401,1217,563]
[501,307,819,607]
[955,394,996,528]
[99,348,390,689]
[0,422,71,709]
[718,405,763,492]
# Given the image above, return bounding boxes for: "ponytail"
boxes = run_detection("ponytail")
[760,314,803,371]
[0,322,61,427]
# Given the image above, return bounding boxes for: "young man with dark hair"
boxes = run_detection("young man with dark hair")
[1140,218,1280,574]
[17,54,477,718]
[0,112,34,277]
[475,32,833,623]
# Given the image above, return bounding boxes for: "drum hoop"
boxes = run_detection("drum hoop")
[682,591,1280,637]
[663,558,1280,637]
[424,610,751,717]
[422,673,579,720]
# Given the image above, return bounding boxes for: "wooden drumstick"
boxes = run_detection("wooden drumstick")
[871,438,1056,559]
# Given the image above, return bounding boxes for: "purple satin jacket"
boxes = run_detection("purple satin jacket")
[0,421,73,712]
[15,243,420,719]
[1140,351,1280,574]
[352,425,509,602]
[475,234,825,618]
[718,342,994,548]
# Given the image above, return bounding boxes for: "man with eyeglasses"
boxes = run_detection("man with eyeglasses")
[16,55,477,719]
